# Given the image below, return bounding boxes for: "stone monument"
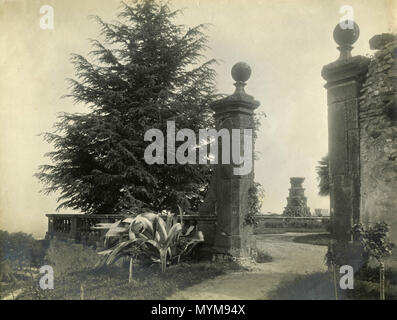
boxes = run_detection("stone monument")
[283,177,311,217]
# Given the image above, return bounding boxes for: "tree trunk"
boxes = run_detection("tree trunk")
[129,257,133,283]
[332,263,338,300]
[380,261,385,300]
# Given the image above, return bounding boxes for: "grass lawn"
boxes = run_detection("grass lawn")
[15,261,246,300]
[292,233,330,246]
[1,239,248,300]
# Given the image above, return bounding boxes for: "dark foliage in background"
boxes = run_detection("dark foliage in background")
[316,154,330,197]
[36,1,218,215]
[0,230,46,270]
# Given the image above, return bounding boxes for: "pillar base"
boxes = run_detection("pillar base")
[213,227,256,258]
[330,241,369,272]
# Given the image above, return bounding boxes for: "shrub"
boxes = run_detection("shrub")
[0,260,16,283]
[0,230,46,270]
[254,250,272,263]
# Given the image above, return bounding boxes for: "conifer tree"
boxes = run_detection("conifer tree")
[36,1,217,214]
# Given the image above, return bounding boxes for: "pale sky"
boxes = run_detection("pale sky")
[0,0,395,238]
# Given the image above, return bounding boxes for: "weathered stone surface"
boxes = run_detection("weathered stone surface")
[283,177,311,217]
[199,63,260,258]
[333,21,360,60]
[369,33,397,50]
[360,35,397,243]
[322,56,369,88]
[322,49,369,242]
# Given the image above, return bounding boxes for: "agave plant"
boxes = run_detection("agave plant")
[93,212,157,268]
[150,210,205,271]
[93,208,204,274]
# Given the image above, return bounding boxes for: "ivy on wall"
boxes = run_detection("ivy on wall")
[245,182,264,226]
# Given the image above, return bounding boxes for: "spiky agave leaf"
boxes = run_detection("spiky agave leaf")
[103,220,129,237]
[152,216,168,243]
[122,217,135,224]
[94,255,109,269]
[177,230,204,258]
[97,249,113,255]
[165,223,182,248]
[106,239,145,265]
[165,213,176,233]
[184,225,195,236]
[92,223,115,230]
[129,214,156,239]
[178,205,184,227]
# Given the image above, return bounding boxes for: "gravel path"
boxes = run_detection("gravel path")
[168,233,328,300]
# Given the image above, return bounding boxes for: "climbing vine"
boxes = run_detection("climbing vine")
[245,182,264,226]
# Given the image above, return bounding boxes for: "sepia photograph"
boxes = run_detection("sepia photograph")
[0,0,396,306]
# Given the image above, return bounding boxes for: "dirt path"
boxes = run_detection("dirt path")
[168,233,327,300]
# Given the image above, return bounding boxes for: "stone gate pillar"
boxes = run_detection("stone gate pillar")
[321,22,370,244]
[210,62,260,258]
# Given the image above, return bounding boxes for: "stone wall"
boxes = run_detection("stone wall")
[359,34,397,243]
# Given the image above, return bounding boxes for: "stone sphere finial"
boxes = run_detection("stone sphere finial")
[231,62,252,83]
[333,21,360,59]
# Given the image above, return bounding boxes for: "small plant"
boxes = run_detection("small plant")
[324,240,339,300]
[352,222,395,300]
[254,250,272,263]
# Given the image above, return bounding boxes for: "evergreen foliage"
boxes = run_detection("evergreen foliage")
[36,1,218,214]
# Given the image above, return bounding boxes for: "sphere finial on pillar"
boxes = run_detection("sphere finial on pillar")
[231,62,252,95]
[231,62,251,82]
[210,61,259,114]
[333,21,360,60]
